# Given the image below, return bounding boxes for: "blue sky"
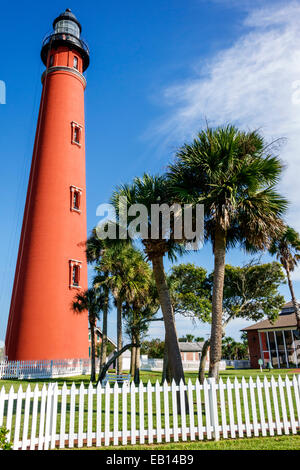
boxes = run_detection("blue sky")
[1,0,300,346]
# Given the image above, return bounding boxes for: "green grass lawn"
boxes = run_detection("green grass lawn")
[1,367,299,392]
[79,433,300,450]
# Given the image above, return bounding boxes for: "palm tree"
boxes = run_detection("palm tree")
[94,244,153,375]
[72,288,105,381]
[123,277,160,384]
[111,174,187,384]
[168,125,288,379]
[86,233,114,377]
[269,226,300,327]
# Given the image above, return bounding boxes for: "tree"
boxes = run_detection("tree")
[168,263,212,383]
[72,288,105,381]
[141,338,165,358]
[168,125,288,379]
[123,272,160,384]
[269,226,300,328]
[222,336,249,360]
[169,263,211,322]
[94,244,153,375]
[219,261,286,328]
[111,174,189,385]
[85,232,122,377]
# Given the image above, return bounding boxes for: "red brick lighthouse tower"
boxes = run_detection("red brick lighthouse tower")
[5,9,90,360]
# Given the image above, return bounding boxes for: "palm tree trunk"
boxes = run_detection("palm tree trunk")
[116,297,123,375]
[209,226,226,380]
[161,336,171,384]
[198,339,210,384]
[134,332,141,385]
[99,287,109,375]
[130,344,136,376]
[90,319,96,382]
[286,265,300,329]
[152,255,185,385]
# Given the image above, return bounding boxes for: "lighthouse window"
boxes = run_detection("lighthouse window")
[73,56,78,70]
[74,127,79,143]
[49,55,54,67]
[71,122,82,146]
[69,260,81,288]
[72,266,79,286]
[73,191,79,209]
[70,186,82,212]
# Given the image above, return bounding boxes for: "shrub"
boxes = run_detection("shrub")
[0,427,12,450]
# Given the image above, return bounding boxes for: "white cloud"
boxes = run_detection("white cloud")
[151,1,300,231]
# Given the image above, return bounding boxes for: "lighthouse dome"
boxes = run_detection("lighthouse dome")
[53,8,82,36]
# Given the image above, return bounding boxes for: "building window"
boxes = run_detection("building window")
[69,260,82,288]
[73,56,79,70]
[49,55,54,67]
[71,121,82,146]
[70,185,82,212]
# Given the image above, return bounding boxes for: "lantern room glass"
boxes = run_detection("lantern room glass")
[55,20,80,38]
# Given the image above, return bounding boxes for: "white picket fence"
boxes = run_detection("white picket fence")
[140,358,227,371]
[1,374,300,450]
[0,358,92,380]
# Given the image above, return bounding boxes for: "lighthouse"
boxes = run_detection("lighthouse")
[5,10,90,360]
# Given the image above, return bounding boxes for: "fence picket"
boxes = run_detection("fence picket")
[171,380,179,442]
[249,377,259,437]
[87,382,94,447]
[163,381,170,442]
[78,382,85,448]
[208,378,220,440]
[187,379,195,441]
[233,378,243,438]
[22,385,32,450]
[38,384,47,450]
[50,383,59,449]
[226,378,236,438]
[13,386,23,450]
[44,383,54,450]
[270,376,281,435]
[241,377,251,438]
[203,379,212,440]
[278,375,289,434]
[285,375,297,434]
[30,384,39,450]
[130,382,136,445]
[68,383,76,448]
[122,382,128,446]
[59,383,67,449]
[292,375,300,428]
[256,377,267,436]
[96,382,102,447]
[195,379,203,440]
[219,378,228,438]
[155,381,162,443]
[263,377,274,436]
[147,381,153,444]
[113,382,119,446]
[177,381,186,441]
[104,383,110,446]
[139,382,145,444]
